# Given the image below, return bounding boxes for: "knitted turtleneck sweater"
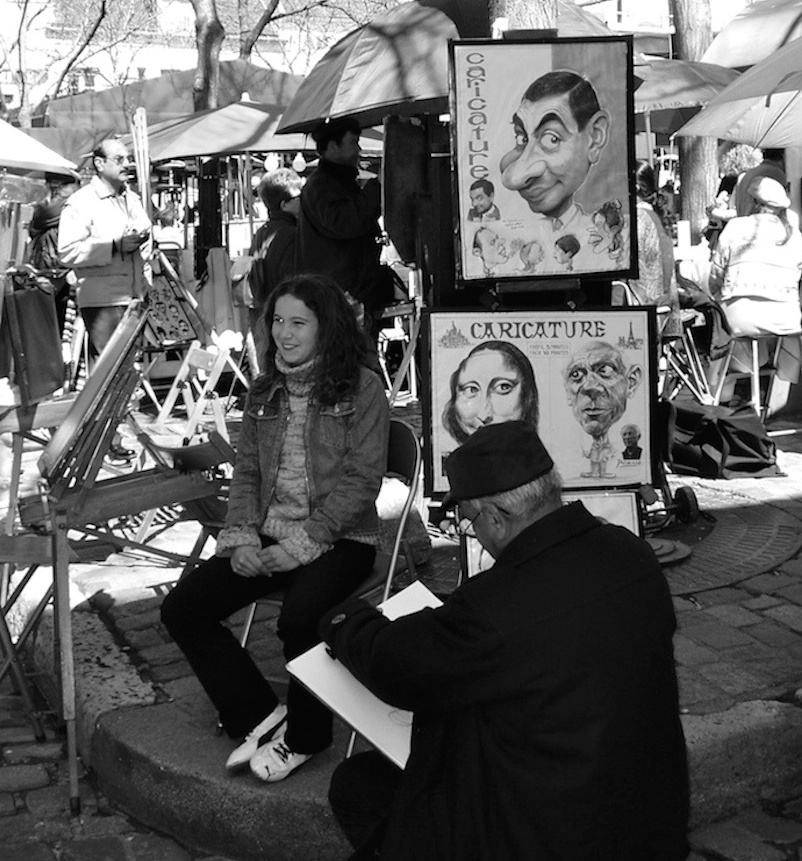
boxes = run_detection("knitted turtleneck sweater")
[261,355,330,565]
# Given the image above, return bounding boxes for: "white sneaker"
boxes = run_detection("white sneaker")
[225,704,287,773]
[250,738,311,782]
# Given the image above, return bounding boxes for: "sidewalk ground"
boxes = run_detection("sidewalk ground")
[4,406,802,859]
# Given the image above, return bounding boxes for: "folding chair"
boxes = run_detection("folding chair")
[154,340,231,443]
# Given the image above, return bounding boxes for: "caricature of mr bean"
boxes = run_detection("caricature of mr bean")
[499,71,610,231]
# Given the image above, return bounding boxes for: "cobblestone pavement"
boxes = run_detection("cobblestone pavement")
[0,678,231,861]
[5,413,802,859]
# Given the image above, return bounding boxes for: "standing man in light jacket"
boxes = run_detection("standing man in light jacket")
[324,421,689,861]
[58,138,152,460]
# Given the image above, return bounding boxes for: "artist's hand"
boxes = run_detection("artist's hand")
[231,546,269,578]
[257,545,301,573]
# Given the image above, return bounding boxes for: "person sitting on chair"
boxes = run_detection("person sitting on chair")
[708,176,802,402]
[323,421,689,861]
[161,273,389,783]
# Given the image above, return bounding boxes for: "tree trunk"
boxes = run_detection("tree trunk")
[490,0,557,29]
[189,0,225,111]
[671,0,716,243]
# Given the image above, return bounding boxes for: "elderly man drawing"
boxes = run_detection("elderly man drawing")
[322,421,689,860]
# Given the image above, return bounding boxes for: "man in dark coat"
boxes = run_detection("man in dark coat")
[295,116,388,331]
[247,168,303,359]
[26,171,79,334]
[323,421,689,861]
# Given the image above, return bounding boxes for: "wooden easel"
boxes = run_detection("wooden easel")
[1,300,234,814]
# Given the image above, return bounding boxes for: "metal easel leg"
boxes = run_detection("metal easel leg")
[51,513,80,815]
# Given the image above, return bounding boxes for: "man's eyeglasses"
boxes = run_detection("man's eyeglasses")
[104,155,130,165]
[444,507,484,538]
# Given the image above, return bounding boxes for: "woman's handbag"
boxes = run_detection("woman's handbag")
[0,267,63,404]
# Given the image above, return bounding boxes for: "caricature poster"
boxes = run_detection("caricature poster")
[145,274,198,345]
[424,308,656,495]
[449,37,636,282]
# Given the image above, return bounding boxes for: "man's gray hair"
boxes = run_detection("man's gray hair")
[473,467,563,519]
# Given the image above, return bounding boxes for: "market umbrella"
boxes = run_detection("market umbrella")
[675,37,802,148]
[277,2,459,133]
[277,0,614,133]
[0,118,78,176]
[703,0,802,69]
[633,54,740,137]
[120,101,383,162]
[35,60,303,136]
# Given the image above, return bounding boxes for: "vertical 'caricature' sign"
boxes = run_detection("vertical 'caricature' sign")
[450,37,635,283]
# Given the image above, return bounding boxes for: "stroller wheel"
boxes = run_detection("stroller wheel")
[673,486,699,524]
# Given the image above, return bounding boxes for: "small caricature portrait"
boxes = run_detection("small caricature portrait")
[499,70,610,224]
[520,238,546,273]
[467,178,501,222]
[563,341,643,479]
[554,234,581,271]
[621,424,642,460]
[588,199,626,262]
[154,300,167,318]
[177,319,191,337]
[443,340,539,444]
[154,325,168,343]
[167,303,181,321]
[473,226,519,276]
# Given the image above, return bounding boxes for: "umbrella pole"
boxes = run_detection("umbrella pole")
[245,154,254,237]
[645,112,654,168]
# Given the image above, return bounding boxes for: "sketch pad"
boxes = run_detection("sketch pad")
[286,581,443,769]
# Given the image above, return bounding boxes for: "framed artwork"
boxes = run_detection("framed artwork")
[562,491,641,536]
[145,273,198,346]
[449,36,636,284]
[462,490,642,578]
[423,307,657,495]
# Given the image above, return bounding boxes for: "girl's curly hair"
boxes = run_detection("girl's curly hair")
[261,273,367,404]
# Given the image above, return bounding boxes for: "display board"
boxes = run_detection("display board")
[449,36,636,285]
[423,307,657,495]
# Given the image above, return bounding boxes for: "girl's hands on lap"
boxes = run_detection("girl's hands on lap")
[231,546,269,578]
[257,545,300,573]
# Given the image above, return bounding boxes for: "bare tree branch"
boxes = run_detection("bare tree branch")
[240,0,280,58]
[52,0,108,101]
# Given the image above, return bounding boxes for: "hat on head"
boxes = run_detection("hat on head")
[442,421,553,508]
[749,176,790,209]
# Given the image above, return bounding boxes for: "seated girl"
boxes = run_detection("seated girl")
[161,273,390,783]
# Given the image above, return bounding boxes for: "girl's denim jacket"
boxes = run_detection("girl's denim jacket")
[217,366,389,555]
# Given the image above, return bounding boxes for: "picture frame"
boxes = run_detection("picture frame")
[449,36,636,284]
[423,307,658,495]
[462,490,642,578]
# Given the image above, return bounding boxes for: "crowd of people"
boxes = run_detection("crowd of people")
[24,111,802,859]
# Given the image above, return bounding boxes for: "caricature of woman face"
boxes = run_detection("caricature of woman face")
[443,342,539,444]
[455,350,528,441]
[588,202,623,256]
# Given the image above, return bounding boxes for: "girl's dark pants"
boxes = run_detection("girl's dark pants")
[161,538,374,754]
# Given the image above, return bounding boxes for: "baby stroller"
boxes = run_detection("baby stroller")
[659,268,732,406]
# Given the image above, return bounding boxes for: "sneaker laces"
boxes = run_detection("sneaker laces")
[245,711,286,747]
[272,740,293,763]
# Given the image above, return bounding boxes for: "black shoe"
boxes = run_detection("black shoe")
[107,444,135,462]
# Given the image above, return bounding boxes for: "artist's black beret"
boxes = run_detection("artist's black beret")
[443,420,553,507]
